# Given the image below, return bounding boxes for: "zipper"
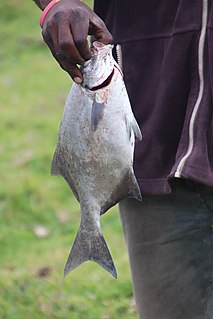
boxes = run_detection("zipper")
[175,0,208,178]
[116,44,123,71]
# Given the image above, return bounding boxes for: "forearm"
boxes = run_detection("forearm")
[33,0,52,10]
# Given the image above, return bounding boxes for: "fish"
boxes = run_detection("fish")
[51,41,142,279]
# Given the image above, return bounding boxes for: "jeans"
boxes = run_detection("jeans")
[119,179,213,319]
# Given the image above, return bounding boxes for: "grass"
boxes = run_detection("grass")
[0,1,137,318]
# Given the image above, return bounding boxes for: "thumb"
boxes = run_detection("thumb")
[89,16,113,44]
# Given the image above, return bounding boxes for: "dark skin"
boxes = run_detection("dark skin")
[34,0,113,83]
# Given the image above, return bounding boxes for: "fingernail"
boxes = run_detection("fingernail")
[74,77,82,84]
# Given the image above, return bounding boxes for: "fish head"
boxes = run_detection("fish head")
[81,41,116,90]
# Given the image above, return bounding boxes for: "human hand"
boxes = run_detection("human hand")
[41,0,113,83]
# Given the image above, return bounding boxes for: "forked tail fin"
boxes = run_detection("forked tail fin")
[64,227,117,278]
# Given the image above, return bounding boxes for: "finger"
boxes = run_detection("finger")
[57,17,85,65]
[42,31,55,58]
[89,16,113,44]
[60,60,83,83]
[70,15,91,61]
[43,22,83,82]
[42,21,64,65]
[42,17,59,51]
[53,47,83,82]
[46,17,59,48]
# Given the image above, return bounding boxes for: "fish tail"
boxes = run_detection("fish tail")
[64,227,117,279]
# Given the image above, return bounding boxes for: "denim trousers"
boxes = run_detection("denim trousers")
[119,179,213,319]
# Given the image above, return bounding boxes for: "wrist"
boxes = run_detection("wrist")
[41,0,54,10]
[40,0,61,27]
[36,0,53,10]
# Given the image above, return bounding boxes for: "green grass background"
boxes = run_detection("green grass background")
[0,1,137,318]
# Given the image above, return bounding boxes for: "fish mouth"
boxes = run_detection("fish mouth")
[91,41,113,54]
[81,42,121,90]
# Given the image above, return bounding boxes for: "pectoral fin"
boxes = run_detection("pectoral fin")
[91,100,105,132]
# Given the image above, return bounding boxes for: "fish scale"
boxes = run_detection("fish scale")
[51,41,142,278]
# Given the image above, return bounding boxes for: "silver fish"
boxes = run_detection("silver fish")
[51,41,142,278]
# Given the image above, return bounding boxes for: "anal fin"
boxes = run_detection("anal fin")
[101,168,142,215]
[128,170,142,201]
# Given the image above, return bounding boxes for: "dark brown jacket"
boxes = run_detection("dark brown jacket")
[94,0,213,195]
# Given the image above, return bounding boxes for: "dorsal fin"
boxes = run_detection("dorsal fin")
[51,149,79,201]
